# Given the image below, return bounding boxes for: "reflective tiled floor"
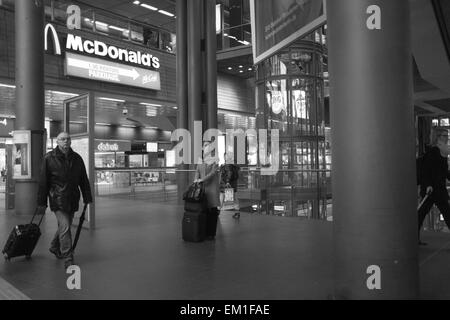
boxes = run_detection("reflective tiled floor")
[0,197,449,300]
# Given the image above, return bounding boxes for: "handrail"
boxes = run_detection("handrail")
[95,167,186,172]
[95,167,331,173]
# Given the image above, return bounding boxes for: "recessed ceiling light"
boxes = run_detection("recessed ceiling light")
[48,90,78,96]
[239,65,243,68]
[99,97,125,103]
[95,21,109,28]
[248,68,253,71]
[158,10,175,17]
[0,83,16,88]
[239,70,244,73]
[228,67,232,70]
[109,25,125,32]
[133,0,140,4]
[140,102,162,107]
[140,3,158,11]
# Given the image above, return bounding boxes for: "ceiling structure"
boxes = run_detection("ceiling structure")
[75,0,176,33]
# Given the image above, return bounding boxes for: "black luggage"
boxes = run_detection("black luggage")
[183,182,205,203]
[182,210,206,242]
[183,182,207,242]
[2,208,44,261]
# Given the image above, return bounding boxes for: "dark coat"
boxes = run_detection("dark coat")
[37,147,93,213]
[421,146,450,201]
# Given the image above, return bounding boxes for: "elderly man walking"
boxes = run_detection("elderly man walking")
[37,132,92,269]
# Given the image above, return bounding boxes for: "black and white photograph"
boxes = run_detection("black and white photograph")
[0,0,449,307]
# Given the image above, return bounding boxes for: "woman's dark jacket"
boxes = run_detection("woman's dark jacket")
[37,147,93,213]
[421,146,450,200]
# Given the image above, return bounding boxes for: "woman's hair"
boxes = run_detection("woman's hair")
[430,127,449,145]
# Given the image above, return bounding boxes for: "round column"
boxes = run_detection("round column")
[15,0,45,215]
[327,0,419,299]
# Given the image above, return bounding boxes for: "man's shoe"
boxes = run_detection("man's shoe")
[49,247,63,259]
[419,241,428,246]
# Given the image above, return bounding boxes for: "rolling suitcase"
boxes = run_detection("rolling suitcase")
[182,182,207,242]
[182,210,206,242]
[2,208,44,261]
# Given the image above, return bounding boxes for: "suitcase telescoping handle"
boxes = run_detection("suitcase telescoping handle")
[30,207,46,227]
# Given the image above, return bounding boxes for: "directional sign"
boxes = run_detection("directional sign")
[64,52,161,90]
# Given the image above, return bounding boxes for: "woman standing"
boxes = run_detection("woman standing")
[195,141,220,240]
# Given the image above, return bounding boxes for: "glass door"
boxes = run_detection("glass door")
[63,93,95,229]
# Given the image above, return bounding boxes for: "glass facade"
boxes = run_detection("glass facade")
[250,39,329,219]
[217,0,252,50]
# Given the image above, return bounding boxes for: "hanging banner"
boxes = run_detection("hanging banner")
[250,0,326,64]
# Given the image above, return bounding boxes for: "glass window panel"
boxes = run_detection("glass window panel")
[143,27,160,49]
[67,97,88,135]
[160,31,175,53]
[130,23,144,44]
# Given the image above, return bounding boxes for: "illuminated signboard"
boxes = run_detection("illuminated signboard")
[45,24,160,70]
[65,52,161,90]
[94,140,131,153]
[65,34,160,69]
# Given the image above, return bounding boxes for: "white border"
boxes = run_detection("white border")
[251,0,327,65]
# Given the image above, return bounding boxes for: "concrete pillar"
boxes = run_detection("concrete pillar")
[176,0,189,201]
[327,0,419,299]
[187,0,203,163]
[205,0,218,130]
[14,0,45,215]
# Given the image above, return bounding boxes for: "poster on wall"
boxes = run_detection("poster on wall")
[250,0,326,64]
[12,130,32,180]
